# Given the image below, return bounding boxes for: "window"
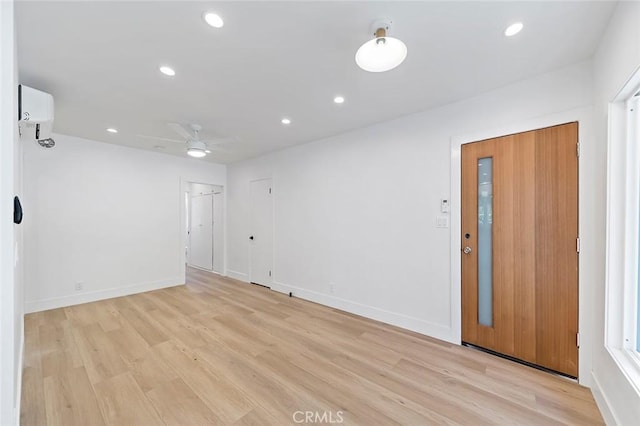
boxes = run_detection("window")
[605,71,640,393]
[632,93,640,356]
[629,94,640,356]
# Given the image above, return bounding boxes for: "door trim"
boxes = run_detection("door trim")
[450,107,591,385]
[179,179,226,282]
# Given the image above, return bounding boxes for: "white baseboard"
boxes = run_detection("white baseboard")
[226,269,249,282]
[24,277,184,313]
[187,264,222,275]
[591,371,618,425]
[271,281,455,344]
[14,318,24,426]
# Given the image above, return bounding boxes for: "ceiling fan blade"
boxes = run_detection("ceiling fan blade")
[205,144,228,152]
[203,136,237,146]
[136,134,185,144]
[168,123,193,140]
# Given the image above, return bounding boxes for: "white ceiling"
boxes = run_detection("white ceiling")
[16,1,616,163]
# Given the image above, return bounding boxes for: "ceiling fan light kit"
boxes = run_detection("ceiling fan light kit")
[355,19,407,73]
[187,140,207,158]
[185,126,208,157]
[138,123,233,158]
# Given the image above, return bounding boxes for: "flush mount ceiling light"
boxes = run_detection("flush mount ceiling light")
[203,12,224,28]
[355,20,407,73]
[504,22,524,37]
[159,66,176,76]
[187,139,207,158]
[281,118,291,125]
[106,128,118,133]
[334,96,345,104]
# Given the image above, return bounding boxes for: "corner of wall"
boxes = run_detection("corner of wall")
[591,371,619,425]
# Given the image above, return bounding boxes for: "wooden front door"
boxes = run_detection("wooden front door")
[461,122,579,377]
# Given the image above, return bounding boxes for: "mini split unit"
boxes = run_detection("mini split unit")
[18,84,55,147]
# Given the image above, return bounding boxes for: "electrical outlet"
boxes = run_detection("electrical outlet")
[329,282,335,294]
[75,282,83,291]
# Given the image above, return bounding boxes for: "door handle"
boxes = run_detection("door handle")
[14,196,23,224]
[463,246,472,254]
[249,236,254,240]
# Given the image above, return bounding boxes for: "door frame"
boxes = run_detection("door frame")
[179,178,226,281]
[248,177,274,286]
[450,108,592,385]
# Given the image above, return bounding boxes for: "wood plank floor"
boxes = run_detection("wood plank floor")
[21,267,603,425]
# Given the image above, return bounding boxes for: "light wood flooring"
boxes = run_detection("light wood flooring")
[21,267,603,425]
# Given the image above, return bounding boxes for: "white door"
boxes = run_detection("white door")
[212,191,224,273]
[189,194,213,270]
[250,178,273,286]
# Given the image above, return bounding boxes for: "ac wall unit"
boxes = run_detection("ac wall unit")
[18,84,55,146]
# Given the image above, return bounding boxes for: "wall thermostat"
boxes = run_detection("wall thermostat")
[441,199,449,213]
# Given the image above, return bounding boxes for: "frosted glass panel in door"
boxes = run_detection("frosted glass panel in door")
[478,157,493,327]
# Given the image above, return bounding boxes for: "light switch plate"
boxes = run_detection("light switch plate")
[436,216,449,228]
[441,199,449,213]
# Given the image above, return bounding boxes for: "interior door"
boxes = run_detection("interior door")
[249,178,273,287]
[461,122,579,377]
[189,194,213,270]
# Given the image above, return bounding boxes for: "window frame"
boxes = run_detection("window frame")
[605,67,640,394]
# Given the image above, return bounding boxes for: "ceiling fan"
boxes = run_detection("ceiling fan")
[138,123,235,158]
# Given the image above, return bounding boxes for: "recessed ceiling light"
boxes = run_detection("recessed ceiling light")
[203,12,224,28]
[334,96,345,104]
[106,128,118,133]
[504,22,524,37]
[281,118,291,125]
[159,66,176,76]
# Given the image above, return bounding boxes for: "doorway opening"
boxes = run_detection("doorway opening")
[185,182,224,274]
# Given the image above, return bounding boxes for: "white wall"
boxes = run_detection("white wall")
[23,133,226,312]
[0,1,23,424]
[590,2,640,424]
[228,61,595,362]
